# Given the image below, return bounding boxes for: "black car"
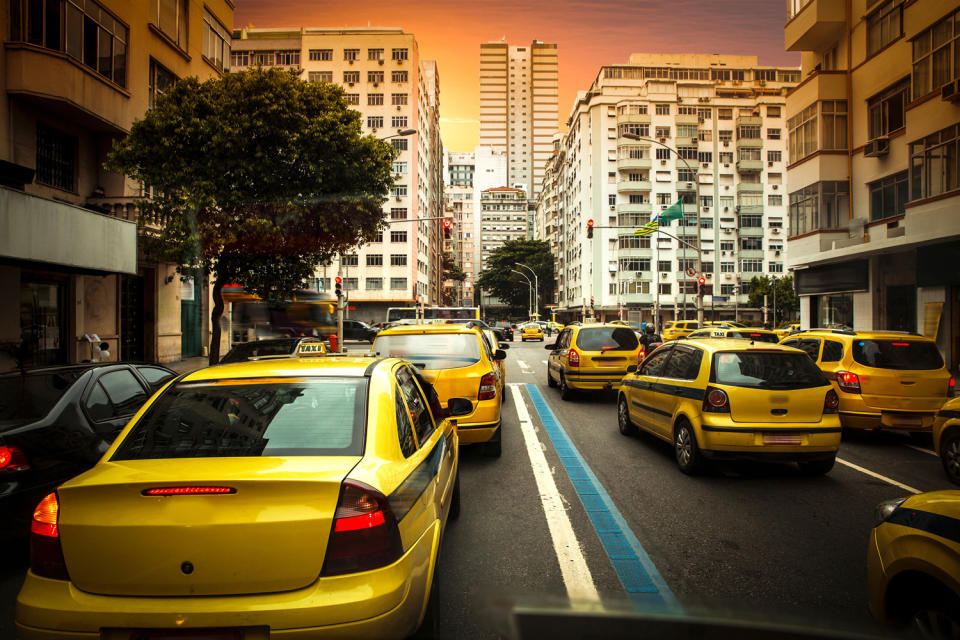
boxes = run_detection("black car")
[220,337,324,363]
[342,319,378,342]
[494,321,515,341]
[0,362,176,537]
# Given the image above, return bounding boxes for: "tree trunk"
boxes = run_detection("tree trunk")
[208,273,227,365]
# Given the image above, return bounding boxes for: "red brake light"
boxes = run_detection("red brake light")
[321,480,402,576]
[950,376,955,389]
[31,492,59,538]
[836,371,861,394]
[479,372,497,400]
[30,492,70,580]
[637,349,646,364]
[143,486,236,496]
[824,388,840,414]
[0,444,30,474]
[703,387,730,413]
[568,349,580,367]
[890,342,909,347]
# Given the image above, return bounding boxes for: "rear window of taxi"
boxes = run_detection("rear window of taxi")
[373,332,482,370]
[710,351,828,389]
[112,378,367,460]
[576,327,639,352]
[852,339,944,370]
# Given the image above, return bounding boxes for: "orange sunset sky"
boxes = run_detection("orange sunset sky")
[234,1,800,152]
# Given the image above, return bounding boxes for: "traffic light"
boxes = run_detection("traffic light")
[697,276,706,296]
[587,218,594,239]
[443,217,452,240]
[335,276,343,299]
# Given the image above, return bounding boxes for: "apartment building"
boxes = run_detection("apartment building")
[478,186,528,311]
[443,184,475,305]
[447,151,475,186]
[784,0,960,370]
[231,27,444,325]
[0,0,234,369]
[479,40,559,197]
[542,54,799,325]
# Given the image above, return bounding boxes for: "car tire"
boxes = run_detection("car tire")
[907,586,960,640]
[448,468,461,521]
[940,429,960,486]
[797,455,836,476]
[674,418,703,474]
[618,395,637,436]
[484,427,502,458]
[547,367,557,388]
[559,373,575,401]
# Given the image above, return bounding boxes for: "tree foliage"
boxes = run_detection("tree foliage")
[476,240,554,316]
[442,253,467,283]
[747,275,799,323]
[107,68,394,363]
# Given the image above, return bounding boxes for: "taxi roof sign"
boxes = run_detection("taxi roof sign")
[297,342,327,355]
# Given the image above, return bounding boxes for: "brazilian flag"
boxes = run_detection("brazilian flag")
[634,199,684,236]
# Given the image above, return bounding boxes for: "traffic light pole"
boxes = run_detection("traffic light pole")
[335,274,344,353]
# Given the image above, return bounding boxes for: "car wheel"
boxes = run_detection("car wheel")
[940,429,960,486]
[559,373,575,401]
[547,367,557,388]
[484,427,502,458]
[797,455,836,475]
[909,590,960,640]
[448,468,461,521]
[674,419,703,474]
[617,395,637,436]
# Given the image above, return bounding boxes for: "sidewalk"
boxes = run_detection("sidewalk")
[166,356,210,375]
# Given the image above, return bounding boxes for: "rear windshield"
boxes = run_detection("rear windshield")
[112,378,366,460]
[711,351,828,390]
[373,333,482,369]
[523,323,540,330]
[220,340,299,363]
[576,327,639,352]
[0,370,85,422]
[728,331,779,343]
[852,340,944,370]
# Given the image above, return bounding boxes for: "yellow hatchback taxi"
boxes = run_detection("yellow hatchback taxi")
[16,353,468,639]
[546,324,643,400]
[520,322,544,341]
[781,330,953,434]
[868,491,960,634]
[934,397,960,485]
[617,339,841,475]
[687,327,780,344]
[373,324,505,456]
[662,320,700,341]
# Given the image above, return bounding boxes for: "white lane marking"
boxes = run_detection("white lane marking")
[836,458,921,494]
[541,360,548,364]
[905,444,938,457]
[517,360,530,369]
[509,384,599,602]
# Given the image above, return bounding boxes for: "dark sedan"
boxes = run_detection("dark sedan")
[494,322,515,341]
[0,362,176,537]
[343,319,378,342]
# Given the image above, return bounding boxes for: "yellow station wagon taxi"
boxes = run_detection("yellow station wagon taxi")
[781,330,953,434]
[934,397,960,485]
[16,352,468,639]
[868,491,960,633]
[546,324,643,400]
[662,320,700,341]
[373,324,505,456]
[687,327,780,344]
[617,339,842,475]
[520,322,544,341]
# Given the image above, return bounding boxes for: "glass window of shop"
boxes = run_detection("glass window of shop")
[811,294,854,330]
[19,277,67,366]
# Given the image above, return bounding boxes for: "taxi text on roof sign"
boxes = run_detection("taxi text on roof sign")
[298,342,327,355]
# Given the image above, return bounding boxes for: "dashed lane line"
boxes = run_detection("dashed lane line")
[836,457,921,494]
[517,360,529,369]
[904,444,938,457]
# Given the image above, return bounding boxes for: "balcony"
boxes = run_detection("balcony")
[737,183,764,195]
[739,226,765,238]
[736,159,764,173]
[617,203,652,214]
[735,116,762,127]
[617,247,653,258]
[738,204,764,215]
[676,113,699,125]
[736,138,763,149]
[617,180,652,193]
[785,0,845,52]
[617,112,652,125]
[617,157,652,171]
[739,250,764,259]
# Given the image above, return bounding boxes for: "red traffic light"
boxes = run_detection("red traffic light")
[697,276,705,285]
[443,218,452,229]
[335,276,342,284]
[587,219,594,228]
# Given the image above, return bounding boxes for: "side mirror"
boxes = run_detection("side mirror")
[544,342,557,350]
[494,349,507,361]
[627,364,638,373]
[448,397,473,417]
[499,343,510,350]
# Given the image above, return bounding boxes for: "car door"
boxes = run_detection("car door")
[626,344,674,436]
[548,328,572,383]
[653,344,705,431]
[83,367,150,442]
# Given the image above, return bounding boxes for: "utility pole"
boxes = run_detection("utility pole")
[516,263,539,319]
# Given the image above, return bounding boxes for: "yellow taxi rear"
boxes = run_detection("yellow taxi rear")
[662,320,700,341]
[547,324,642,399]
[520,322,544,341]
[618,339,841,474]
[867,491,960,632]
[373,324,504,455]
[16,355,462,639]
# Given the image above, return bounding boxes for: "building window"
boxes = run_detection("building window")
[720,284,737,295]
[619,258,651,271]
[867,0,902,56]
[308,71,332,83]
[698,151,713,163]
[655,103,671,115]
[391,116,408,128]
[277,50,299,65]
[912,8,960,98]
[619,123,650,137]
[368,71,384,83]
[366,278,383,290]
[869,171,908,221]
[392,185,407,197]
[148,58,177,108]
[392,93,408,106]
[719,130,733,142]
[740,215,763,228]
[202,9,230,71]
[788,181,849,237]
[768,150,782,163]
[308,49,332,61]
[741,238,763,251]
[737,125,761,139]
[718,108,733,120]
[392,70,408,82]
[341,254,358,266]
[366,254,383,266]
[392,48,408,61]
[151,0,186,50]
[767,106,781,118]
[909,124,960,200]
[36,123,77,192]
[658,283,672,295]
[740,259,763,273]
[868,79,908,139]
[657,260,672,272]
[231,51,248,67]
[344,48,359,61]
[390,278,407,290]
[391,208,408,219]
[392,138,408,151]
[368,93,384,105]
[393,161,407,174]
[343,94,360,105]
[720,262,735,273]
[343,278,358,291]
[655,126,671,138]
[768,194,783,206]
[391,254,408,266]
[390,231,408,243]
[767,128,781,140]
[655,148,671,160]
[368,48,383,61]
[368,116,384,128]
[343,71,360,84]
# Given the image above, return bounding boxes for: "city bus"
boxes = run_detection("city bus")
[224,285,337,343]
[385,306,480,323]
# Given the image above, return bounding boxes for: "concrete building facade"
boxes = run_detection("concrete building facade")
[784,0,960,371]
[541,54,800,325]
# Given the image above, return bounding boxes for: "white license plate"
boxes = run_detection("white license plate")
[888,414,922,426]
[762,433,802,445]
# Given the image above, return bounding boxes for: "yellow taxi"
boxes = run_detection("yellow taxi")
[546,323,643,400]
[868,491,960,633]
[520,322,544,341]
[775,323,801,340]
[781,330,953,434]
[934,397,960,485]
[373,324,505,456]
[16,351,468,639]
[687,326,780,344]
[482,328,509,384]
[662,320,700,341]
[617,339,841,475]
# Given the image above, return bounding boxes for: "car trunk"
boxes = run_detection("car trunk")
[418,367,484,406]
[859,370,949,412]
[727,386,826,424]
[58,457,359,597]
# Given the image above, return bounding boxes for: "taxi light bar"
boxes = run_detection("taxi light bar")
[30,492,70,580]
[0,444,30,474]
[143,486,237,496]
[322,480,403,576]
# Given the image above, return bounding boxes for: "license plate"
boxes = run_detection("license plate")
[762,433,802,445]
[887,414,922,427]
[127,631,242,640]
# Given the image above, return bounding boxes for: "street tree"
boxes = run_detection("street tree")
[107,68,394,364]
[747,275,799,325]
[476,240,554,317]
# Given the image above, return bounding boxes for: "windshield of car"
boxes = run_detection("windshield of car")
[523,323,540,330]
[851,339,944,370]
[710,351,829,389]
[0,370,86,422]
[373,332,482,369]
[576,327,639,352]
[112,377,366,459]
[220,340,300,363]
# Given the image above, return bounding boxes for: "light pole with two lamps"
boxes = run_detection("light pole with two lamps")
[511,269,533,319]
[515,263,539,320]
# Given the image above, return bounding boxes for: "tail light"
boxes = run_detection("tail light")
[568,349,580,367]
[834,371,861,394]
[637,349,646,365]
[702,387,730,413]
[823,388,840,414]
[0,444,30,474]
[950,377,955,392]
[321,480,403,576]
[30,492,69,580]
[478,372,497,400]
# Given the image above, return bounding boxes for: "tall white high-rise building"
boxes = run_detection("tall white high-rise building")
[479,40,559,197]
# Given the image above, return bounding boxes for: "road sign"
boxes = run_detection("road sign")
[685,266,698,277]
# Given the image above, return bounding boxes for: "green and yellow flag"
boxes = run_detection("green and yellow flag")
[633,199,683,236]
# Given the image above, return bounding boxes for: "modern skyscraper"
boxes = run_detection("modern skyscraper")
[479,40,559,197]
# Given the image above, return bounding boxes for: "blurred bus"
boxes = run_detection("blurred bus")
[385,306,480,323]
[224,285,337,343]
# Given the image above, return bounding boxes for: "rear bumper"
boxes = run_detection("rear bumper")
[456,419,500,445]
[839,410,936,432]
[565,372,627,391]
[698,418,841,458]
[16,522,440,639]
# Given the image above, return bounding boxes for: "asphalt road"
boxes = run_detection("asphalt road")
[2,339,952,639]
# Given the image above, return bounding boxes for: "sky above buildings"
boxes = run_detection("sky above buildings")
[234,0,800,152]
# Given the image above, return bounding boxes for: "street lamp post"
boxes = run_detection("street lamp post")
[516,263,539,319]
[511,269,533,318]
[621,132,703,325]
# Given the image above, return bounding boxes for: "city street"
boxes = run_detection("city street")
[4,339,942,638]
